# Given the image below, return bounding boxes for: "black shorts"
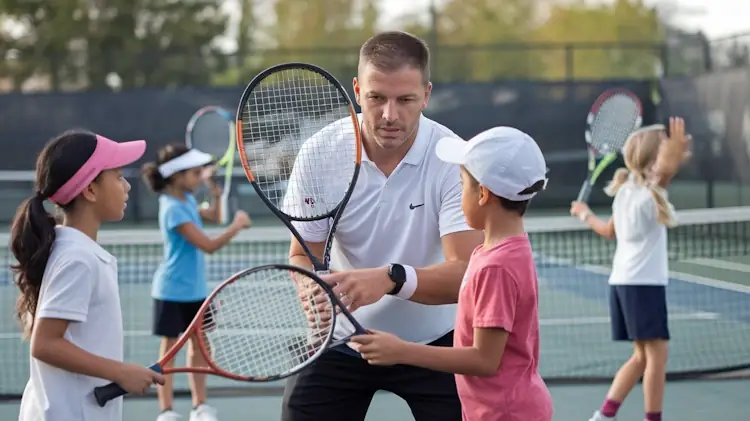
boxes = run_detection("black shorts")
[152,299,212,338]
[609,285,670,342]
[281,331,461,421]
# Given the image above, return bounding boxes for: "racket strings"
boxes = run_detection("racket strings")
[201,267,334,378]
[241,68,357,219]
[189,111,234,159]
[589,94,641,154]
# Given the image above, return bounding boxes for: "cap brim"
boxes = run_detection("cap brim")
[104,139,147,169]
[435,137,468,165]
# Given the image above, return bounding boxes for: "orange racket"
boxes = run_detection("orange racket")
[93,264,357,407]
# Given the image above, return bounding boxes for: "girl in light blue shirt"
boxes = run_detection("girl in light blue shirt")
[141,143,251,421]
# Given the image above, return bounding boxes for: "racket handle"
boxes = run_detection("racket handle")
[576,181,592,203]
[93,364,162,407]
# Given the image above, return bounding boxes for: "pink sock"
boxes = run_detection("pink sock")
[600,399,621,417]
[645,412,662,421]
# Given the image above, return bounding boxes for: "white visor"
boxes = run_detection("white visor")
[157,149,215,178]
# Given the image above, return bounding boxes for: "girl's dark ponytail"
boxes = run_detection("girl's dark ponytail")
[10,195,58,337]
[9,130,98,338]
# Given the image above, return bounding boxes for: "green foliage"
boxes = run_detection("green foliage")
[218,0,380,85]
[0,0,228,91]
[0,0,669,90]
[535,0,664,79]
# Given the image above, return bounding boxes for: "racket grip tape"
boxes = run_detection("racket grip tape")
[576,181,592,203]
[93,363,163,407]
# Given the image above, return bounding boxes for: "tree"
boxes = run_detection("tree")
[0,0,229,91]
[535,0,663,80]
[250,0,380,81]
[0,0,84,91]
[396,0,545,82]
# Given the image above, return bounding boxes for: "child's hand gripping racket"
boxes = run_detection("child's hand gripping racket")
[577,89,643,203]
[92,264,367,407]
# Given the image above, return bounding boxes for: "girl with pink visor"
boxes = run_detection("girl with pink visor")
[12,130,165,421]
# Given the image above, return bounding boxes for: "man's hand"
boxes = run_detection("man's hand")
[291,271,335,347]
[349,330,409,366]
[318,267,393,312]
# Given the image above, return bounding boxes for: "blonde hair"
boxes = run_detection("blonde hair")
[604,125,677,227]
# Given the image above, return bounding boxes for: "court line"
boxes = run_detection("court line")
[540,312,719,326]
[0,313,720,341]
[541,255,750,294]
[684,258,750,274]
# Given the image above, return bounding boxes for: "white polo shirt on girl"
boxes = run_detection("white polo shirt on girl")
[19,226,124,421]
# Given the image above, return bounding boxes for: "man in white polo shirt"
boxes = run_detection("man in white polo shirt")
[281,31,483,421]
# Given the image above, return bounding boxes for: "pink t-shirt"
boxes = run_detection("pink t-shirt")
[454,235,553,421]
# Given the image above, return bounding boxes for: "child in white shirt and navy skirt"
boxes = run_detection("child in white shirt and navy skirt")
[570,117,691,421]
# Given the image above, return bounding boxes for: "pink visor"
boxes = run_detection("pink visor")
[48,134,146,205]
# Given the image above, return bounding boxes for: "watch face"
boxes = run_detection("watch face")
[390,264,406,282]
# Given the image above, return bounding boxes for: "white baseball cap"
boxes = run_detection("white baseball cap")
[436,126,548,201]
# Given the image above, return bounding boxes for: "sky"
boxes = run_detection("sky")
[375,0,750,39]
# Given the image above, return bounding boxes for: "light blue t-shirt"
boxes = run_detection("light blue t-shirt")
[151,193,208,302]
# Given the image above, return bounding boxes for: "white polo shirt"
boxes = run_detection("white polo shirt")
[609,179,670,286]
[19,226,124,421]
[289,114,472,344]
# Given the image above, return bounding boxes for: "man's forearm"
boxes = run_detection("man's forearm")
[408,260,469,305]
[290,253,314,271]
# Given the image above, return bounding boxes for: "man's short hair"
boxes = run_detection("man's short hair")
[359,31,431,83]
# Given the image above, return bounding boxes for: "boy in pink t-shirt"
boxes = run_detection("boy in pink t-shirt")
[350,127,554,421]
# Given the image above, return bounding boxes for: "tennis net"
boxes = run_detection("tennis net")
[1,207,750,398]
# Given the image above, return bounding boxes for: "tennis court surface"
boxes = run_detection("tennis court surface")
[1,206,749,420]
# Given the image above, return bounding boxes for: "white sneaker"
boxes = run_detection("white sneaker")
[156,410,182,421]
[588,410,615,421]
[190,404,219,421]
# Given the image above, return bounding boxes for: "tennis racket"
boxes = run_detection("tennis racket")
[92,264,366,407]
[235,62,362,275]
[185,105,237,224]
[577,89,643,203]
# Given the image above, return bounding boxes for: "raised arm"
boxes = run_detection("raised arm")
[653,117,691,189]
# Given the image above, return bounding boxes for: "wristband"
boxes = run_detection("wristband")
[395,265,418,300]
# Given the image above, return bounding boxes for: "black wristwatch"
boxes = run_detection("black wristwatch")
[387,263,406,295]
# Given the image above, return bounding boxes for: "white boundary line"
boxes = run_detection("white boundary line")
[540,255,750,294]
[684,258,750,274]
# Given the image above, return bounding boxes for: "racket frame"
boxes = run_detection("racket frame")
[185,105,237,225]
[577,88,643,203]
[235,62,363,273]
[93,263,358,407]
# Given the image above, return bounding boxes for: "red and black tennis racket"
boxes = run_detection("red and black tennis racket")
[93,264,362,407]
[577,89,643,203]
